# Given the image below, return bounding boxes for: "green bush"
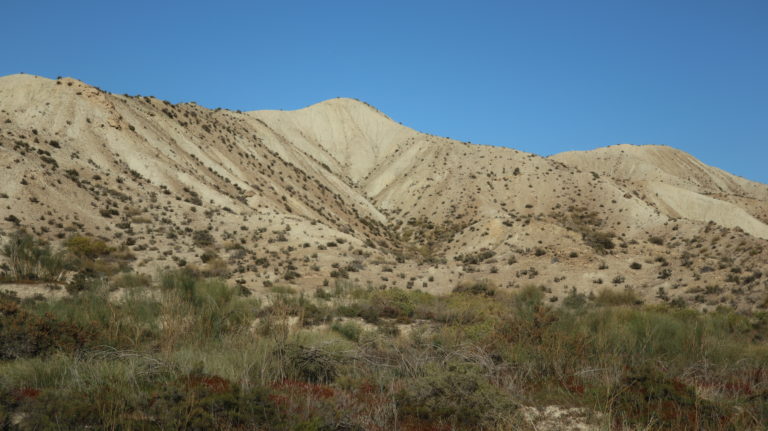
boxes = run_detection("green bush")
[0,298,90,359]
[582,230,615,254]
[1,231,69,282]
[142,370,282,430]
[110,271,152,289]
[65,270,102,295]
[286,343,340,384]
[453,279,496,297]
[594,288,640,306]
[193,230,215,247]
[562,287,588,309]
[160,268,197,298]
[454,249,496,265]
[342,288,433,324]
[610,367,728,430]
[331,320,363,342]
[396,362,516,429]
[64,235,109,259]
[512,285,545,315]
[64,235,132,277]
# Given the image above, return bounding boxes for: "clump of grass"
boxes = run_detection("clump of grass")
[160,270,255,341]
[453,278,496,296]
[110,271,152,289]
[396,361,517,428]
[285,342,340,384]
[64,235,109,260]
[64,235,133,277]
[338,287,434,324]
[331,320,364,342]
[593,287,641,306]
[610,367,729,430]
[1,231,70,282]
[270,284,296,295]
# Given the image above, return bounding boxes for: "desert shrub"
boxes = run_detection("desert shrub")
[492,287,551,350]
[1,231,69,282]
[258,290,332,327]
[0,298,90,359]
[329,268,348,279]
[200,249,218,263]
[297,300,334,326]
[562,287,588,309]
[314,287,332,301]
[270,284,296,295]
[282,268,300,280]
[142,370,282,430]
[64,235,108,259]
[286,343,340,384]
[610,367,728,430]
[269,379,393,430]
[453,279,496,297]
[110,271,152,289]
[333,279,366,298]
[159,269,252,338]
[430,291,508,330]
[341,288,434,324]
[512,285,545,315]
[193,229,215,247]
[65,235,129,276]
[582,230,615,254]
[593,288,640,306]
[395,362,516,429]
[576,307,767,369]
[65,270,102,295]
[201,257,229,277]
[161,266,197,291]
[331,320,364,342]
[454,249,496,265]
[742,389,768,427]
[9,388,105,429]
[191,279,245,317]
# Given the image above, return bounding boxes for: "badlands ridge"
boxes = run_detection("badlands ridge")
[1,74,767,309]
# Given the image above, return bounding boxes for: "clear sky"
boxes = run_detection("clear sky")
[3,1,767,183]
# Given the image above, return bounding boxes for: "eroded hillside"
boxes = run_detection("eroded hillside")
[1,74,767,310]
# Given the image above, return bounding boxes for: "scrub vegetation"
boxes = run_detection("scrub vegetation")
[1,231,767,430]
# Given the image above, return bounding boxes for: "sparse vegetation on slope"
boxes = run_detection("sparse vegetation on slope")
[1,233,767,430]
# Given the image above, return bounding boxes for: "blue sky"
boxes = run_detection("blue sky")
[3,1,767,183]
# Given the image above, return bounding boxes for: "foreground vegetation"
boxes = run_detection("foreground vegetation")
[1,233,767,430]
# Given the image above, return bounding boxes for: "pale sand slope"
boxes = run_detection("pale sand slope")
[249,98,418,184]
[551,144,768,239]
[550,144,768,197]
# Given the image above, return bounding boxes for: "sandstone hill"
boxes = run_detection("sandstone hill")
[1,73,767,310]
